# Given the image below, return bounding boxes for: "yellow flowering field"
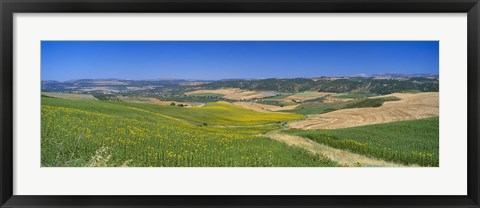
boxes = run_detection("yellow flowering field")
[41,97,335,167]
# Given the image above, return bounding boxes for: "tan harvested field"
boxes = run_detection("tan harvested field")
[185,88,277,100]
[42,92,98,100]
[282,91,333,102]
[233,102,299,112]
[289,92,439,130]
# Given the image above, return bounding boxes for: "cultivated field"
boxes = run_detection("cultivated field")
[266,130,405,167]
[41,97,334,167]
[41,78,440,167]
[233,102,299,112]
[115,101,304,126]
[289,92,439,129]
[40,40,441,168]
[286,117,439,166]
[185,88,278,100]
[42,92,99,100]
[283,91,333,102]
[41,90,440,167]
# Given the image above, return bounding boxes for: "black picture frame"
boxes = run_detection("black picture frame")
[1,0,479,207]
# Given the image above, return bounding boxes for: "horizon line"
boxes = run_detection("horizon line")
[41,73,440,82]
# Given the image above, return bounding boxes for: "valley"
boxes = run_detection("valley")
[41,75,439,167]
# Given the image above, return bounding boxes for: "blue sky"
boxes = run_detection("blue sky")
[41,41,439,81]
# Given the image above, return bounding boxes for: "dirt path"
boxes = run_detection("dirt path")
[289,92,438,130]
[265,130,407,167]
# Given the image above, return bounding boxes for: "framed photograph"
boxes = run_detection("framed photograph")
[1,0,479,207]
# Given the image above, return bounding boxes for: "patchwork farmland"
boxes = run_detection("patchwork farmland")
[42,76,439,167]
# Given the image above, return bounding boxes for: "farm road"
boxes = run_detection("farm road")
[265,130,409,167]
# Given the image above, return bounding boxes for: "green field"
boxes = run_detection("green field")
[42,92,99,100]
[259,100,297,107]
[92,94,121,101]
[41,95,438,167]
[289,91,318,97]
[261,94,291,101]
[331,93,371,99]
[281,104,337,115]
[256,94,297,106]
[41,97,334,167]
[285,117,439,166]
[343,96,400,108]
[282,96,400,115]
[399,90,423,94]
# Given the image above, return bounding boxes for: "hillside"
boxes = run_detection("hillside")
[41,97,333,167]
[201,77,439,94]
[41,77,439,97]
[288,92,439,129]
[286,117,439,166]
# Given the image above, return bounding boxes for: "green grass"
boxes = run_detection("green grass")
[41,92,99,100]
[41,94,54,98]
[281,96,400,115]
[258,100,297,107]
[92,94,121,101]
[282,104,336,115]
[261,94,292,101]
[343,96,400,108]
[256,94,297,106]
[289,91,318,97]
[43,97,177,124]
[399,90,423,94]
[302,97,326,103]
[285,117,439,166]
[280,100,352,115]
[41,97,335,167]
[331,93,371,99]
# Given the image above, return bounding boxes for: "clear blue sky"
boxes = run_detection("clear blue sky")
[41,41,439,81]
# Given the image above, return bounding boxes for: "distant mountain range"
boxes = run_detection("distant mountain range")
[368,73,438,79]
[42,74,439,95]
[42,73,438,83]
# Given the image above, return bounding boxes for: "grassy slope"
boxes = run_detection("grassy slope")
[42,92,99,100]
[331,93,370,99]
[343,96,400,108]
[41,97,334,167]
[256,94,297,106]
[282,96,400,115]
[285,117,439,166]
[116,101,305,126]
[289,91,318,97]
[282,102,345,115]
[42,97,180,124]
